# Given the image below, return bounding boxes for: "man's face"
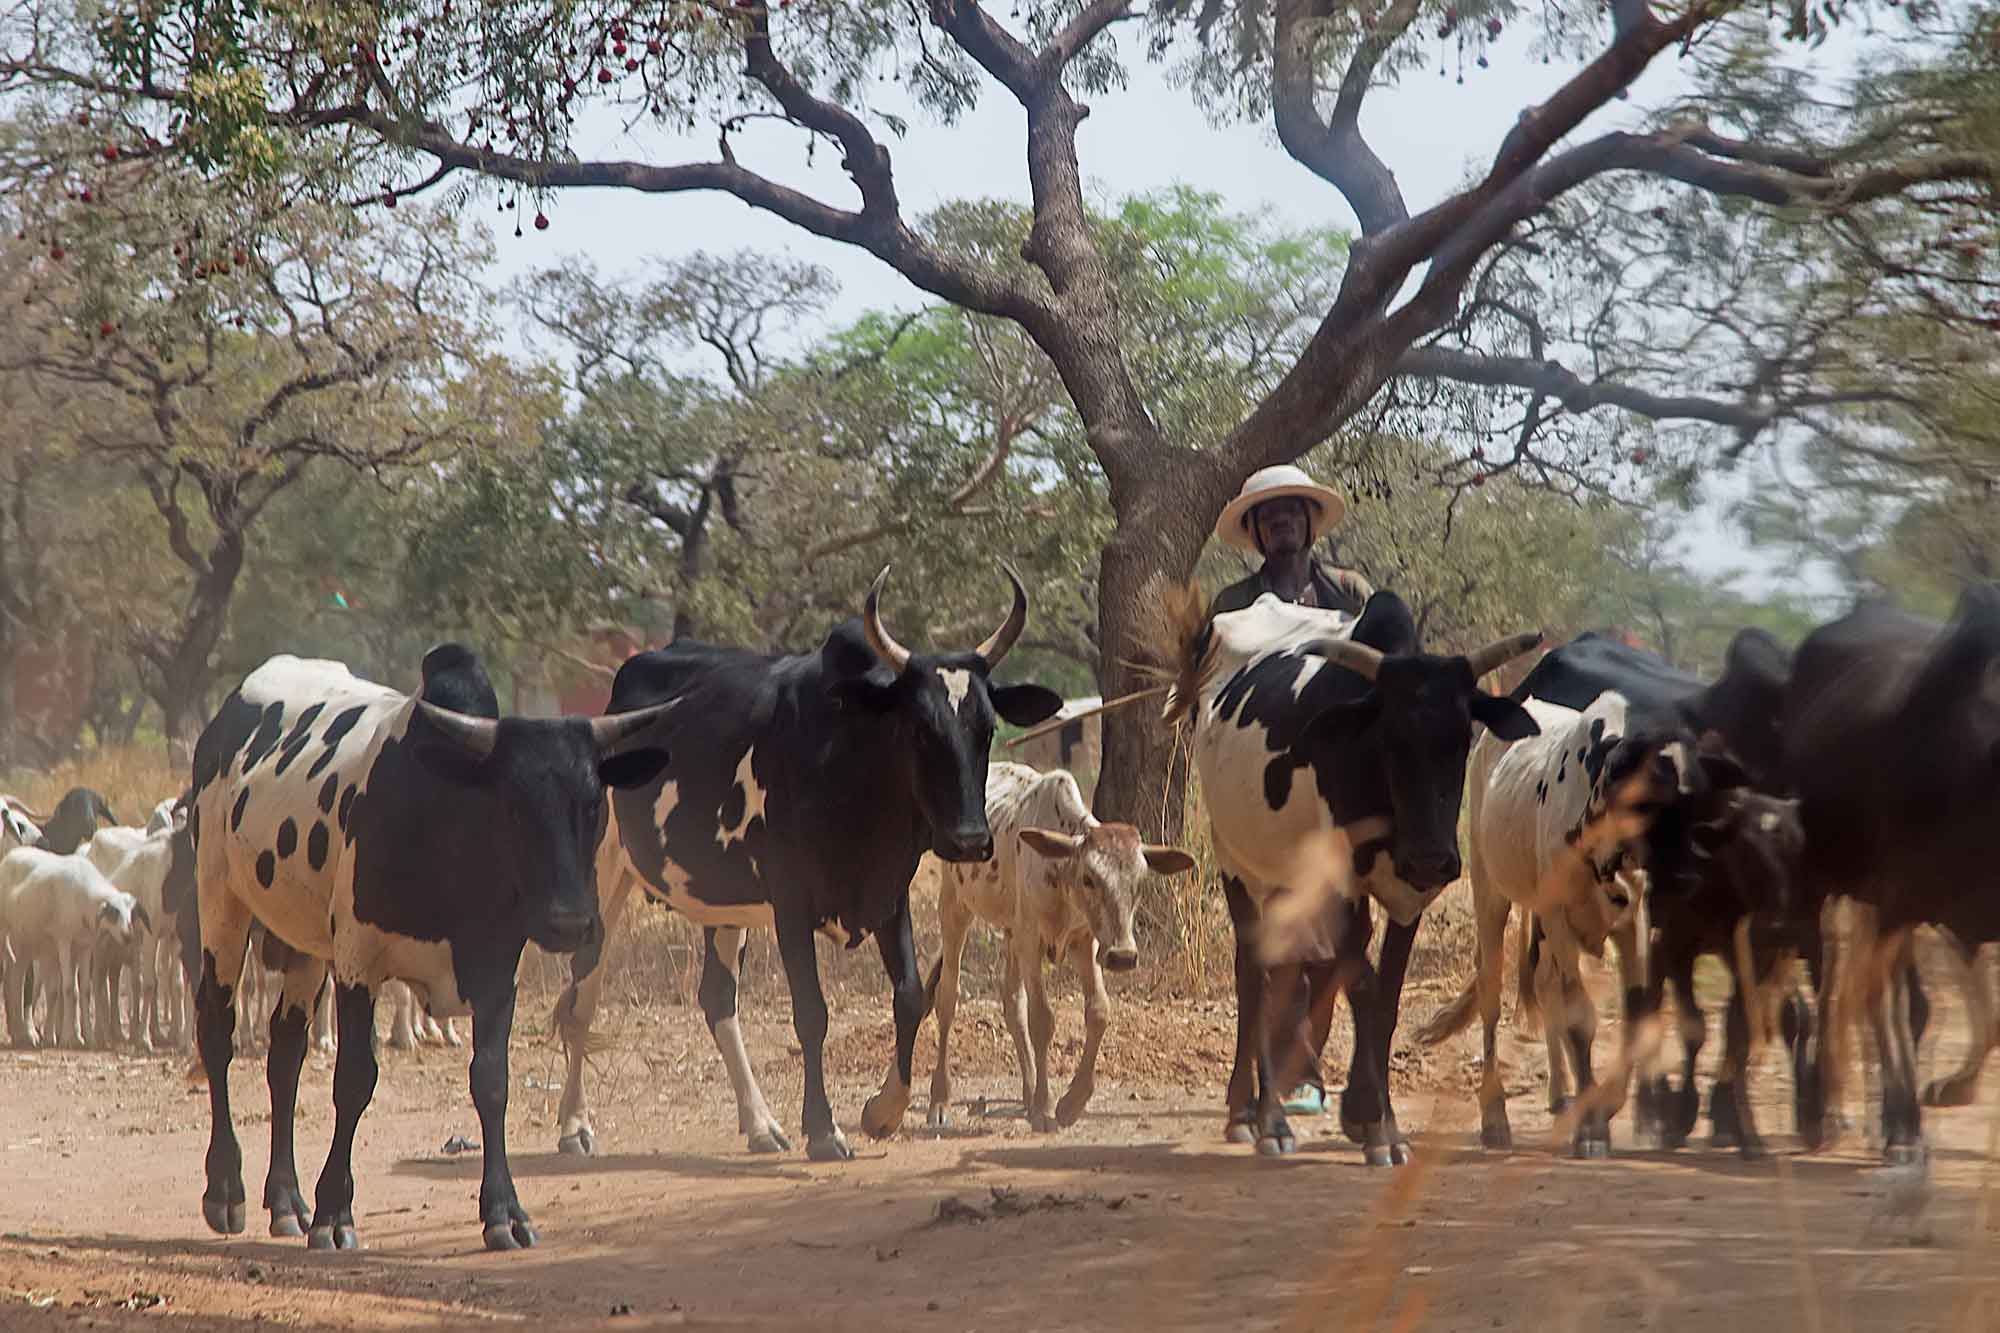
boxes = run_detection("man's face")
[1252,496,1312,558]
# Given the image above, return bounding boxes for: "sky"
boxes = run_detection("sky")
[474,13,1864,603]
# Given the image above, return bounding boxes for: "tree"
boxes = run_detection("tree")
[13,0,1991,832]
[0,137,535,747]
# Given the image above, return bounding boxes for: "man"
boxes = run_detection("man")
[1208,464,1374,1116]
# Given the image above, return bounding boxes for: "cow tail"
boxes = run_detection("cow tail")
[1517,915,1542,1027]
[1414,975,1478,1046]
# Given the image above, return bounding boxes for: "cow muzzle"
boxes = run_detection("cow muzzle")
[1393,850,1461,891]
[1101,945,1139,974]
[535,909,599,955]
[934,826,994,864]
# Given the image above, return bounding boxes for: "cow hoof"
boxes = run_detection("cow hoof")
[1884,1141,1925,1168]
[1256,1132,1296,1157]
[1363,1142,1394,1167]
[1573,1136,1610,1160]
[1224,1122,1256,1146]
[1923,1077,1977,1108]
[558,1127,596,1157]
[1390,1139,1414,1166]
[483,1220,537,1252]
[1737,1139,1770,1162]
[1480,1120,1513,1151]
[269,1204,308,1238]
[1054,1092,1091,1128]
[202,1198,247,1236]
[307,1224,359,1251]
[806,1132,853,1162]
[746,1127,792,1154]
[860,1093,908,1141]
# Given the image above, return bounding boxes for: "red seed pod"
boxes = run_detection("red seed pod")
[534,212,549,231]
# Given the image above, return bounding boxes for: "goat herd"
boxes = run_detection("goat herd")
[0,567,1994,1263]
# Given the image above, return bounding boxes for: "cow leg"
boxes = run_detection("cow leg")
[927,878,972,1127]
[1349,913,1417,1161]
[465,962,539,1252]
[1471,887,1515,1150]
[1711,970,1769,1160]
[1254,957,1302,1156]
[1873,931,1924,1165]
[264,956,327,1237]
[1922,931,1987,1107]
[1662,946,1704,1149]
[196,898,255,1237]
[308,982,378,1251]
[699,927,791,1154]
[1221,876,1260,1144]
[1021,938,1061,1133]
[774,910,848,1161]
[998,944,1037,1113]
[1055,936,1110,1129]
[860,898,924,1141]
[1336,905,1397,1167]
[554,852,637,1156]
[387,981,418,1051]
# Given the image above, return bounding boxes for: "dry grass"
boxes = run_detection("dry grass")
[0,744,182,829]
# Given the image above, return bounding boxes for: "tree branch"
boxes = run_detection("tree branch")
[1273,0,1417,236]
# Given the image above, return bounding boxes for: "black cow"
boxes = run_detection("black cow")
[559,565,1062,1162]
[1783,585,2000,1164]
[1167,587,1543,1162]
[184,644,671,1252]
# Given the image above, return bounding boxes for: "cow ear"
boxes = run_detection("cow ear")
[599,748,671,790]
[991,682,1064,727]
[1142,845,1197,877]
[1470,692,1540,742]
[1019,827,1085,859]
[1308,694,1380,740]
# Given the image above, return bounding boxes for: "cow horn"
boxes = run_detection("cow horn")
[3,795,49,823]
[1308,638,1385,682]
[863,565,913,675]
[589,700,676,752]
[973,560,1029,668]
[1465,630,1545,679]
[415,702,499,759]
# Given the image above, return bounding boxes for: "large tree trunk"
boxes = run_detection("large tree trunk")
[1089,463,1233,842]
[149,535,245,767]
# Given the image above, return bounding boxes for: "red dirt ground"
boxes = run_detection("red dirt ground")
[2,943,1996,1331]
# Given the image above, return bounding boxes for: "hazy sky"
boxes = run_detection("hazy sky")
[476,16,1857,601]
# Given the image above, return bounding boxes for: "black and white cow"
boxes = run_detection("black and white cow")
[184,644,671,1252]
[1782,585,2000,1164]
[553,565,1062,1162]
[1164,587,1542,1162]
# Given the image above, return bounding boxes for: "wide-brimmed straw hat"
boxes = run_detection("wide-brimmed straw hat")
[1214,464,1347,555]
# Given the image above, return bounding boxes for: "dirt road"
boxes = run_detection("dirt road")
[2,980,1995,1331]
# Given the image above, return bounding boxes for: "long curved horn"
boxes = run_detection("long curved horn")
[415,701,499,759]
[1307,638,1385,682]
[1465,630,1545,679]
[3,795,50,824]
[973,560,1029,668]
[588,700,677,752]
[863,565,913,675]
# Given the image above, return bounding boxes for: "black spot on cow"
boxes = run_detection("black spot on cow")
[242,702,287,773]
[1581,718,1611,785]
[273,703,325,776]
[231,789,249,831]
[276,818,298,859]
[307,821,329,871]
[191,692,265,798]
[255,850,276,889]
[306,705,367,780]
[1535,779,1548,804]
[338,785,356,834]
[317,773,339,815]
[1556,763,1565,783]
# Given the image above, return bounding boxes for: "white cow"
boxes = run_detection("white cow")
[1416,692,1687,1157]
[917,762,1194,1131]
[0,846,150,1047]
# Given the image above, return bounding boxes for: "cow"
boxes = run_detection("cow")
[1415,690,1687,1156]
[1160,584,1542,1162]
[552,565,1062,1162]
[1781,585,2000,1165]
[917,761,1195,1131]
[183,643,672,1252]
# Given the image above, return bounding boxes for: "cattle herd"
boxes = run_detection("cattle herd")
[0,562,1995,1261]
